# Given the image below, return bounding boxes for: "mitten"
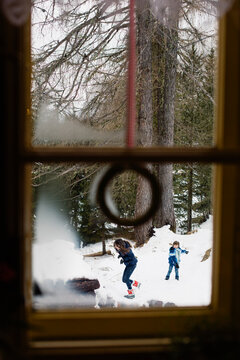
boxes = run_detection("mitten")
[175,263,179,268]
[120,259,124,264]
[185,251,189,254]
[118,254,121,258]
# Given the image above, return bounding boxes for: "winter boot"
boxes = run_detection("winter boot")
[175,276,179,280]
[165,276,169,280]
[132,280,141,289]
[124,288,135,299]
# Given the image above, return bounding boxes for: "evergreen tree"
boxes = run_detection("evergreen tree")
[174,46,215,232]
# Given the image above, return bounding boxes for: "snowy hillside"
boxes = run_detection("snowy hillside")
[32,217,213,309]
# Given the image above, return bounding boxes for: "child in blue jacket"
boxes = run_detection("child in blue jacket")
[114,239,140,299]
[165,240,189,280]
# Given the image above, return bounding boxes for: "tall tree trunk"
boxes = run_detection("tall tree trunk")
[134,0,153,247]
[154,17,179,232]
[187,166,193,233]
[155,163,176,231]
[152,23,165,143]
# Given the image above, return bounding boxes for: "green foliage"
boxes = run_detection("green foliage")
[175,45,214,147]
[111,170,138,218]
[173,46,215,232]
[173,163,212,233]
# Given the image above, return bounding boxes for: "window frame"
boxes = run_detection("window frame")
[15,0,240,354]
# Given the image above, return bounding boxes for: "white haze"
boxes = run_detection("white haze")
[34,196,79,246]
[34,103,125,145]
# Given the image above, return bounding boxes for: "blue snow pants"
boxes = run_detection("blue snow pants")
[122,264,136,289]
[166,264,179,279]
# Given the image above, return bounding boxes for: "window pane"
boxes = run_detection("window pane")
[31,1,219,148]
[31,1,128,147]
[32,162,213,309]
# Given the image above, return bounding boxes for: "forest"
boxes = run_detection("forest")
[31,0,218,248]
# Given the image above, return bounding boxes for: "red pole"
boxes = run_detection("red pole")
[126,0,136,148]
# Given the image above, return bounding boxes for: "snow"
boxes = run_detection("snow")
[32,217,213,309]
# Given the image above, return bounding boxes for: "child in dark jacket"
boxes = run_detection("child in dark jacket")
[165,240,189,280]
[114,239,140,299]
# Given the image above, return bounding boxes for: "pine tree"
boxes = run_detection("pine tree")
[174,46,215,232]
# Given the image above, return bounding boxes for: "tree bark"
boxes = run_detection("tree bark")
[154,18,179,232]
[134,0,153,247]
[102,238,106,255]
[155,163,176,232]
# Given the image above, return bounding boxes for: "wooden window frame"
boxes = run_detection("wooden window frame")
[3,0,239,355]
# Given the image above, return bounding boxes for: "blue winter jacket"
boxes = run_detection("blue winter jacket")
[168,246,187,266]
[117,241,138,267]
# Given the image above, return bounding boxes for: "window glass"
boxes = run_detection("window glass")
[32,162,213,309]
[31,0,220,148]
[32,0,129,147]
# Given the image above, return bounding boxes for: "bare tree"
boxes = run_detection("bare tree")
[32,0,129,130]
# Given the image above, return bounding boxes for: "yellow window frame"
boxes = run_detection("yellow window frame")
[2,0,239,355]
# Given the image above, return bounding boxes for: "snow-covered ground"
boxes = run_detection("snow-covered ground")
[32,217,213,309]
